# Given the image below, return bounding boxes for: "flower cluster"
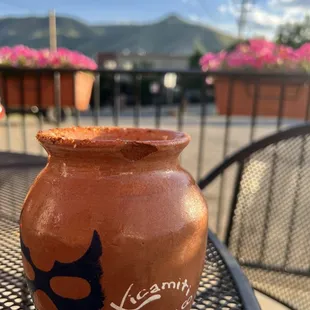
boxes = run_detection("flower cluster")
[0,45,97,70]
[200,39,310,72]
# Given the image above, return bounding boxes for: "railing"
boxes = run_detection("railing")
[1,67,310,235]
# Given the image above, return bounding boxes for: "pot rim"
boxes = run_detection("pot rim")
[36,126,190,149]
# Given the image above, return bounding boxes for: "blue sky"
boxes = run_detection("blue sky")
[0,0,308,37]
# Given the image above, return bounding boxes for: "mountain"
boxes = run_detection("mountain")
[0,14,236,56]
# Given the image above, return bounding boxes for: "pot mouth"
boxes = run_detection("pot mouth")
[36,126,190,149]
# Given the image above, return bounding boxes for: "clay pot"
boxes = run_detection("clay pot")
[215,76,309,119]
[20,127,208,310]
[0,71,94,111]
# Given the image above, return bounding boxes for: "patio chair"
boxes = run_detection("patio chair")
[198,124,310,310]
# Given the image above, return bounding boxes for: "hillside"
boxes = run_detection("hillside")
[0,14,236,56]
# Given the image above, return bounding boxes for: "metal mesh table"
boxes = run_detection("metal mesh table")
[0,152,260,310]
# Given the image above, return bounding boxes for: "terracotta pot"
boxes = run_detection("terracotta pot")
[215,76,309,119]
[20,127,208,310]
[0,71,94,111]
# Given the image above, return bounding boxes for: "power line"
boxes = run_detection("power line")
[238,0,248,38]
[232,0,256,38]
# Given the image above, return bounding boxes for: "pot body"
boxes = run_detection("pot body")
[20,127,208,310]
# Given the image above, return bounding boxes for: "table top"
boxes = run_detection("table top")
[0,152,261,310]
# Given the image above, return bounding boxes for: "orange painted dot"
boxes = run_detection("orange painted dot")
[33,290,57,310]
[22,253,35,281]
[50,276,91,300]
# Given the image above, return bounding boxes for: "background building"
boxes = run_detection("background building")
[97,52,189,70]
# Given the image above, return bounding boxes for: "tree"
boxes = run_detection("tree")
[189,49,203,69]
[276,16,310,48]
[185,43,206,97]
[224,39,248,52]
[188,40,205,69]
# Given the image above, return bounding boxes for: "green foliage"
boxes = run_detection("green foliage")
[186,44,205,89]
[276,16,310,48]
[0,14,235,56]
[188,40,206,69]
[189,49,203,69]
[224,39,249,52]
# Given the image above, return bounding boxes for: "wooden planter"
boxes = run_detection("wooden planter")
[214,76,309,119]
[0,71,94,111]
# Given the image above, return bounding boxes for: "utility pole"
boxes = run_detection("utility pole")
[49,10,57,51]
[236,0,253,39]
[49,9,61,125]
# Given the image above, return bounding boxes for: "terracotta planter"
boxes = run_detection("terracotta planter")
[20,127,208,310]
[0,71,94,111]
[215,76,309,119]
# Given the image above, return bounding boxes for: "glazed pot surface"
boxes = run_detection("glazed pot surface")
[20,127,208,310]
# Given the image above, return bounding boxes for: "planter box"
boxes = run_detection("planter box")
[0,71,94,111]
[215,76,309,119]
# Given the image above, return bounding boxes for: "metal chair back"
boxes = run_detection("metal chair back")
[199,124,310,310]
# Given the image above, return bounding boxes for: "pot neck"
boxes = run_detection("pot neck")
[45,144,182,173]
[37,127,190,174]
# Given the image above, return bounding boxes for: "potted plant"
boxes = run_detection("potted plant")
[200,39,310,119]
[0,45,97,113]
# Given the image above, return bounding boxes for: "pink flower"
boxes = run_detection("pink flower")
[0,45,98,70]
[296,43,310,60]
[200,51,227,71]
[249,39,276,52]
[226,51,247,68]
[199,39,310,72]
